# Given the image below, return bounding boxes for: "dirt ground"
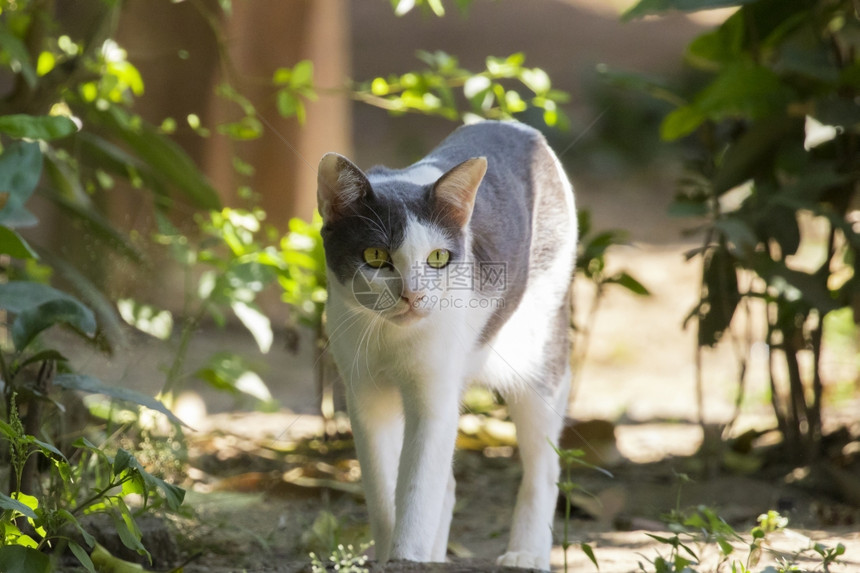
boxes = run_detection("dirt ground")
[151,235,858,573]
[66,229,860,572]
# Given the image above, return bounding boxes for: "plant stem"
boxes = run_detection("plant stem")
[71,475,132,517]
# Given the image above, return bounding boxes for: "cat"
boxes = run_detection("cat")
[317,120,577,570]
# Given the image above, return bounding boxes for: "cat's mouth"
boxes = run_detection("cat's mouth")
[387,300,429,325]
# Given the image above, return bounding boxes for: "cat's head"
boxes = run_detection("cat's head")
[317,152,487,326]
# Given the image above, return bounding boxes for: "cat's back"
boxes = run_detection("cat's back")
[436,120,574,269]
[429,120,547,168]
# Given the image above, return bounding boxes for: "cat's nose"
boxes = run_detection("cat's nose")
[401,291,425,307]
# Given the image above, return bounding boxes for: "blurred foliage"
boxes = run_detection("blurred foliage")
[390,0,476,18]
[355,50,571,129]
[0,391,184,571]
[623,0,860,461]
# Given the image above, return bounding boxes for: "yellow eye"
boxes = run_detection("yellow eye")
[427,249,450,269]
[363,247,391,268]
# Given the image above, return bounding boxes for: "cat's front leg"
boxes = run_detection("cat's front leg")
[390,377,461,562]
[346,385,404,562]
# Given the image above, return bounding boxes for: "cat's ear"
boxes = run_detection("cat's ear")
[433,157,487,227]
[317,152,372,223]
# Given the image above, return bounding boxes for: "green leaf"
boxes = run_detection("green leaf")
[606,272,651,296]
[0,280,83,313]
[58,508,96,548]
[753,256,840,314]
[73,132,169,201]
[645,533,677,545]
[0,491,37,519]
[581,542,599,570]
[712,116,802,195]
[130,462,185,511]
[685,11,744,70]
[0,114,77,141]
[595,64,685,107]
[69,541,97,573]
[33,436,66,461]
[110,499,149,560]
[660,105,706,141]
[16,349,68,371]
[0,226,37,258]
[771,21,839,85]
[11,297,97,351]
[290,60,314,88]
[695,62,793,120]
[231,300,273,353]
[195,351,273,403]
[0,141,42,228]
[669,197,709,217]
[521,68,551,95]
[662,63,794,140]
[623,0,757,21]
[37,251,129,349]
[698,247,741,346]
[755,204,800,257]
[89,107,220,210]
[0,546,49,572]
[717,537,735,555]
[113,448,133,475]
[41,161,144,263]
[715,218,758,257]
[0,30,37,88]
[54,373,188,427]
[217,116,263,140]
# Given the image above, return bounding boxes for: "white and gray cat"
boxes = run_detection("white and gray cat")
[317,120,577,570]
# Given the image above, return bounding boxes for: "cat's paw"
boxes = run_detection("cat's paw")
[496,551,549,571]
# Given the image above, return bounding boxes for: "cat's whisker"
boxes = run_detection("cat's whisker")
[354,212,387,238]
[321,306,366,354]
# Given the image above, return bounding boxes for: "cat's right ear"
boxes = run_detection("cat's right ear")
[317,153,372,223]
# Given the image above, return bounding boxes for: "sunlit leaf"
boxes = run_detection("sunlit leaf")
[54,373,187,427]
[623,0,757,21]
[520,68,551,94]
[0,492,37,519]
[606,272,651,296]
[217,116,263,140]
[290,59,314,88]
[231,300,273,353]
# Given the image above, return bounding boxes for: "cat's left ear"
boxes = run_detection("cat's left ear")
[318,152,373,223]
[433,157,487,227]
